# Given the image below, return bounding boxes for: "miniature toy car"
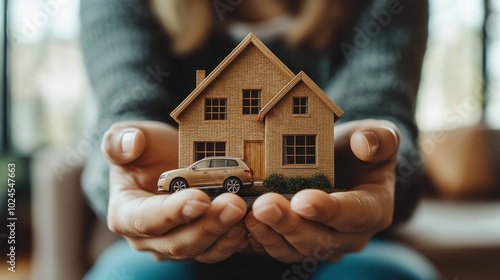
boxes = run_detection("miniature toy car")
[157,156,254,194]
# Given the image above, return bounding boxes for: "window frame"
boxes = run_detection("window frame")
[194,141,226,161]
[204,98,227,120]
[282,135,317,166]
[242,89,261,115]
[292,97,308,115]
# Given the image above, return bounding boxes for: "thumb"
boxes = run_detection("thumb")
[101,126,146,165]
[350,124,400,163]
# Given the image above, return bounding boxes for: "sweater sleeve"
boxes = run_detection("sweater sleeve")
[80,0,182,220]
[325,0,429,224]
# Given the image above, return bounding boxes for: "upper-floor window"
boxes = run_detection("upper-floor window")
[205,98,227,120]
[242,90,261,114]
[293,97,308,114]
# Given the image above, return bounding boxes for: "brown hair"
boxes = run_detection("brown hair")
[148,0,366,55]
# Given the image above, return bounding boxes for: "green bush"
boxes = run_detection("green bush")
[262,172,332,193]
[286,176,309,193]
[309,172,332,190]
[262,173,287,192]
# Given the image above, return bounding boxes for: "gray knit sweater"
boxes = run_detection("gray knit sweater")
[80,0,428,225]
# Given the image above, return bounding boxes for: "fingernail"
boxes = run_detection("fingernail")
[360,131,379,156]
[182,200,210,220]
[253,204,283,225]
[226,225,245,238]
[248,222,271,238]
[219,203,245,225]
[121,131,136,154]
[294,203,317,218]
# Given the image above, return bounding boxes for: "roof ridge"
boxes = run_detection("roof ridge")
[170,33,295,123]
[258,71,343,122]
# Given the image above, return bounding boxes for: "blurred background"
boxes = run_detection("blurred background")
[1,0,499,279]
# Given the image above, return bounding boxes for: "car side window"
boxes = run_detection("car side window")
[211,159,226,168]
[195,160,210,169]
[227,160,239,167]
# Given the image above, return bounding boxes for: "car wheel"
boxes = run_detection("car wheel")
[224,178,242,194]
[171,179,188,193]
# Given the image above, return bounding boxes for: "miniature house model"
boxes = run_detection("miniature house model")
[170,34,343,185]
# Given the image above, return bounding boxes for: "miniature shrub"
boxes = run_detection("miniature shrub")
[262,172,332,193]
[309,172,332,191]
[262,173,287,192]
[286,176,309,193]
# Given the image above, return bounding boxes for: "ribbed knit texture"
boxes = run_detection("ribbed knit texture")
[80,0,428,224]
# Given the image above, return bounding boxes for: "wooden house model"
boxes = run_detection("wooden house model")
[170,34,343,185]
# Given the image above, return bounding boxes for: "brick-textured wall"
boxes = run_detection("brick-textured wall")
[265,82,335,186]
[177,44,291,167]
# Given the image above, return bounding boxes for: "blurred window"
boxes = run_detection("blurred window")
[7,0,95,155]
[417,0,484,131]
[487,0,500,127]
[417,0,499,130]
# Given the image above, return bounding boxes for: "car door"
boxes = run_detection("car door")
[189,159,211,187]
[209,159,229,186]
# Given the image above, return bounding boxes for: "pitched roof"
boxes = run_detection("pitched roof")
[258,71,343,122]
[170,33,295,123]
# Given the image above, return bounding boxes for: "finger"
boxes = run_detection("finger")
[350,126,399,163]
[129,193,246,260]
[195,221,248,264]
[108,188,211,237]
[291,189,393,233]
[101,121,179,168]
[101,126,146,165]
[252,193,363,258]
[335,119,399,162]
[245,211,304,263]
[247,236,266,254]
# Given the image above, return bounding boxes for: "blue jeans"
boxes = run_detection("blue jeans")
[86,238,439,280]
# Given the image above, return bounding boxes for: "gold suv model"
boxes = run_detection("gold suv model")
[157,157,254,194]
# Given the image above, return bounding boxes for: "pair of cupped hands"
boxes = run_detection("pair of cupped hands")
[102,119,399,264]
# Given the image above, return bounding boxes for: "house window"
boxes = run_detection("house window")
[283,135,316,165]
[194,142,226,161]
[293,97,308,114]
[242,90,261,114]
[205,98,227,120]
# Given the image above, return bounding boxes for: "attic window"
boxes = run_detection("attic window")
[293,97,308,114]
[283,135,316,165]
[242,90,261,114]
[205,98,227,120]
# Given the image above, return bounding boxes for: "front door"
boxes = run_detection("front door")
[244,140,264,180]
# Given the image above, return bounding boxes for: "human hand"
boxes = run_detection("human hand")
[245,119,400,262]
[102,121,248,263]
